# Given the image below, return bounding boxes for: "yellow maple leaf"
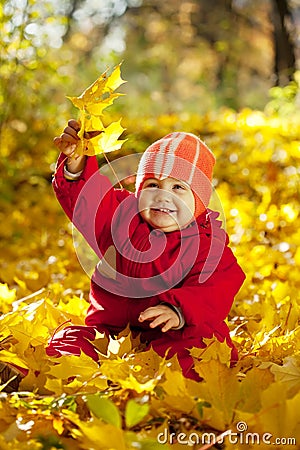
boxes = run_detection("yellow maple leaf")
[158,366,197,414]
[67,63,126,157]
[92,120,127,155]
[190,337,232,366]
[253,382,291,438]
[0,350,29,370]
[46,354,100,381]
[118,372,159,394]
[65,412,127,450]
[237,365,274,413]
[193,360,241,429]
[105,63,126,91]
[270,356,300,397]
[100,348,166,393]
[44,377,63,395]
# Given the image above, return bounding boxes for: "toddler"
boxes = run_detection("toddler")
[47,120,245,380]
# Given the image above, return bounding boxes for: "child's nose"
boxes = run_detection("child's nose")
[155,188,172,202]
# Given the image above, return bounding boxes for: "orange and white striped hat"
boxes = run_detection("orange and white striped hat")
[135,132,216,218]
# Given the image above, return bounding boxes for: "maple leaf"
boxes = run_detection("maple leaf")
[190,337,232,366]
[91,120,127,155]
[47,354,98,380]
[0,349,29,371]
[45,353,107,395]
[269,356,300,397]
[193,360,241,429]
[157,365,197,414]
[65,412,127,450]
[67,63,127,157]
[99,347,166,393]
[237,365,274,413]
[250,381,300,442]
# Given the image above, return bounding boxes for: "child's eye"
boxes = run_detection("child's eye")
[173,184,185,190]
[145,182,159,188]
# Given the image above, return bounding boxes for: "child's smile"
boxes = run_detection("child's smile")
[138,177,195,232]
[150,206,178,223]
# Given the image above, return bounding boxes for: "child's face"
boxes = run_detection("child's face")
[138,177,196,232]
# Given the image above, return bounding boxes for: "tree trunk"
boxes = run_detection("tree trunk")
[272,0,296,86]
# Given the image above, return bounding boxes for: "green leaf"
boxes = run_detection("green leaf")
[125,399,149,428]
[86,395,121,428]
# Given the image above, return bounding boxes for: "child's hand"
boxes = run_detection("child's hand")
[53,119,81,157]
[138,305,179,332]
[54,120,103,173]
[54,119,103,155]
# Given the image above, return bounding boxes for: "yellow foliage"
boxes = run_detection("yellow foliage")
[67,64,127,156]
[0,284,16,304]
[191,337,233,366]
[1,106,300,448]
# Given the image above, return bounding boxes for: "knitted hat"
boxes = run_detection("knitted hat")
[135,132,216,218]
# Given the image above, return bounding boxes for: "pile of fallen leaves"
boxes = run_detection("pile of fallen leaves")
[0,68,299,448]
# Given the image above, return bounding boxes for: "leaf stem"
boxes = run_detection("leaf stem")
[103,153,123,189]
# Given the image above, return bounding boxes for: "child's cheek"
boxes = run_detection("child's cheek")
[138,190,152,214]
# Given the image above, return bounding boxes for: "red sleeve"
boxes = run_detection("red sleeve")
[157,237,245,340]
[52,153,129,258]
[53,154,103,220]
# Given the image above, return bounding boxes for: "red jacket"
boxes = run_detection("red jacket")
[50,154,245,379]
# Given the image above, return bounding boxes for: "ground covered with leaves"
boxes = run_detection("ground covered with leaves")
[0,109,299,449]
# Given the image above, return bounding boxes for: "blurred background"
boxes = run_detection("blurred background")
[1,0,300,132]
